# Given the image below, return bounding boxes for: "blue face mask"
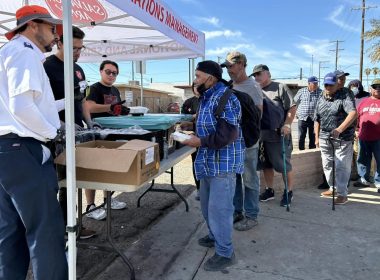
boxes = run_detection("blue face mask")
[351,87,359,95]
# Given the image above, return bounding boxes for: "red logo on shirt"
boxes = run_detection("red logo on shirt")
[75,70,83,80]
[45,0,108,24]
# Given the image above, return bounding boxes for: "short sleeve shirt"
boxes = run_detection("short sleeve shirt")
[86,82,122,118]
[44,55,87,126]
[233,77,263,107]
[314,87,356,141]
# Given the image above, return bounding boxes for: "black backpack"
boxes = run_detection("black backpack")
[214,88,261,148]
[260,90,285,131]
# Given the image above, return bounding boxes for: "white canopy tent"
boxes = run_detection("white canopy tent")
[0,1,204,279]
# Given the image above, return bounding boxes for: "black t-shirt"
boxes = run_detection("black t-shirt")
[43,55,87,126]
[182,96,199,115]
[86,82,122,118]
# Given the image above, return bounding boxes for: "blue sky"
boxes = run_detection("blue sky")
[80,0,380,87]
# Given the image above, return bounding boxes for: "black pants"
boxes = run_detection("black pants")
[298,117,316,150]
[191,151,200,190]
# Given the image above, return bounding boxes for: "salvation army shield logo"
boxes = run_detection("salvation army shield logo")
[45,0,108,24]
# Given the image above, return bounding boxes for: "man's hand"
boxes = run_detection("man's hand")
[110,100,126,116]
[182,135,201,147]
[281,124,291,136]
[330,127,342,139]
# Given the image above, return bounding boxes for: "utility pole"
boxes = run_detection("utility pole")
[318,61,329,84]
[330,40,344,70]
[352,0,377,82]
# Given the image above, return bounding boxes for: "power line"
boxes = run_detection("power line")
[330,40,344,70]
[352,0,378,81]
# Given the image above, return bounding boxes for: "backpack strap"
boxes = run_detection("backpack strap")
[214,89,232,119]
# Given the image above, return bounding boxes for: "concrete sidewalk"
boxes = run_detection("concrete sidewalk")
[98,183,380,280]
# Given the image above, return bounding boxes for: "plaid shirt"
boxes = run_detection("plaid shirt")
[195,82,245,180]
[294,87,322,121]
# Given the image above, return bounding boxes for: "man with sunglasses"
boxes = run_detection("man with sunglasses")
[84,60,129,217]
[252,64,296,207]
[314,73,357,205]
[0,5,67,279]
[354,79,380,191]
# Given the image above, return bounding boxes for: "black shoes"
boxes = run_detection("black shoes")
[233,212,244,224]
[259,187,275,201]
[198,235,215,248]
[317,182,329,189]
[280,190,293,207]
[204,252,236,271]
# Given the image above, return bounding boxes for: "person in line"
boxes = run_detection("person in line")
[315,73,357,205]
[334,70,350,90]
[44,25,99,237]
[181,82,200,200]
[253,64,296,207]
[183,60,244,271]
[0,5,67,279]
[221,51,263,231]
[294,76,321,150]
[85,60,129,219]
[353,79,380,190]
[347,79,370,182]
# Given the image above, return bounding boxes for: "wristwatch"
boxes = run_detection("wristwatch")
[283,124,291,129]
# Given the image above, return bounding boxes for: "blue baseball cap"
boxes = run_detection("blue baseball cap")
[324,72,337,85]
[308,76,318,83]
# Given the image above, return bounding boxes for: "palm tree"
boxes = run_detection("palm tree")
[365,68,371,89]
[373,67,380,78]
[364,19,380,62]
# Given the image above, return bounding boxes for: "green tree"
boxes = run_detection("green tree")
[364,19,380,62]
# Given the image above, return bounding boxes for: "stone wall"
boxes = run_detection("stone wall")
[259,149,324,192]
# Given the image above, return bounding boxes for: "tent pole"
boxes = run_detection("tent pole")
[62,1,77,280]
[140,70,144,106]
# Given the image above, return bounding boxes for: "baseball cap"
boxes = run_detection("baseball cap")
[308,76,318,83]
[252,64,269,75]
[220,51,247,67]
[371,79,380,87]
[323,72,337,85]
[196,60,223,80]
[334,70,349,78]
[5,5,62,40]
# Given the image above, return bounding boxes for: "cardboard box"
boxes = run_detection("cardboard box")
[55,139,160,185]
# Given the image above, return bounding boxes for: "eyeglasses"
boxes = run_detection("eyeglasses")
[373,85,380,90]
[253,72,262,77]
[104,69,118,77]
[73,46,85,53]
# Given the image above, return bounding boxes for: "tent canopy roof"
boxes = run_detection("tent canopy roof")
[0,0,205,62]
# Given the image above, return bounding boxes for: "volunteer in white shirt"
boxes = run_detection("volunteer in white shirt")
[0,5,67,280]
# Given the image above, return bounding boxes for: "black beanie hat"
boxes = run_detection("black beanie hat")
[195,60,223,80]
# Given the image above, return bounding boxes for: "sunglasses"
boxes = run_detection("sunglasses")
[104,69,118,77]
[33,20,56,34]
[324,84,334,87]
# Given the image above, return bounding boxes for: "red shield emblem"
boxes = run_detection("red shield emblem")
[45,0,108,24]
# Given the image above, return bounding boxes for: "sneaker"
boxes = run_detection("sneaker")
[334,196,348,205]
[79,227,96,239]
[198,235,215,248]
[104,198,127,210]
[353,177,371,188]
[259,187,274,202]
[280,190,293,207]
[234,217,258,231]
[86,204,106,220]
[195,190,200,201]
[317,182,329,189]
[203,252,236,271]
[350,174,360,181]
[233,212,244,224]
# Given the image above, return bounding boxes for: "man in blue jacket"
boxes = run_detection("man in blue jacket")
[183,60,245,271]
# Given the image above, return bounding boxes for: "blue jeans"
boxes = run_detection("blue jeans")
[357,139,380,185]
[0,137,67,280]
[200,173,236,258]
[234,146,260,219]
